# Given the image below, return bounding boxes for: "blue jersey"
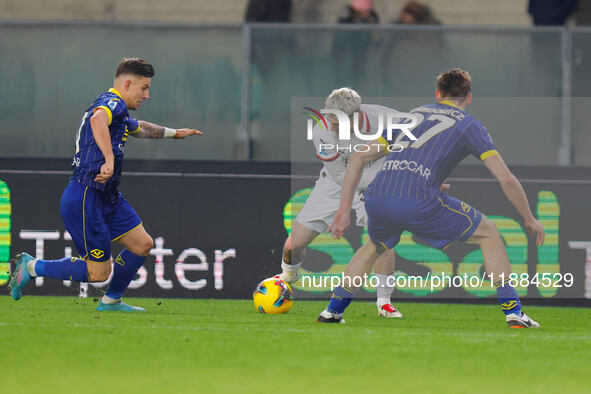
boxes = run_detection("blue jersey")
[71,88,140,203]
[366,101,498,200]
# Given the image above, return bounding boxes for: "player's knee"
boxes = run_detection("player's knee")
[475,216,502,245]
[137,236,154,256]
[480,216,498,236]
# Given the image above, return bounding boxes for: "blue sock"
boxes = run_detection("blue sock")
[105,249,146,300]
[327,286,356,314]
[495,279,522,316]
[35,257,88,282]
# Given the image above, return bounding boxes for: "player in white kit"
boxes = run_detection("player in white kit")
[279,88,403,317]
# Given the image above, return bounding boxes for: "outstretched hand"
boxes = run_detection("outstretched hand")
[174,128,204,139]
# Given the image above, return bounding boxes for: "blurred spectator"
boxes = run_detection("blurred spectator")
[381,1,442,88]
[332,0,379,87]
[245,0,292,22]
[528,0,578,25]
[395,1,441,25]
[338,0,379,24]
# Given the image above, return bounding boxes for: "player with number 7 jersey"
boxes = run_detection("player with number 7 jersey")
[368,100,494,202]
[320,68,546,328]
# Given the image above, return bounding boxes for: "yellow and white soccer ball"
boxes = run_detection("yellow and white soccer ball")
[253,277,294,314]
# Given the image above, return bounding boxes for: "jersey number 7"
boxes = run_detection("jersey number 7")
[395,114,456,149]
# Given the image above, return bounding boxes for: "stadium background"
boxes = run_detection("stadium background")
[1,0,590,304]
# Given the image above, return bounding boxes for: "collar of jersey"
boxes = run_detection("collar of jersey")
[108,88,123,99]
[439,100,462,109]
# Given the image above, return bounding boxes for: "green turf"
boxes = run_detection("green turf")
[1,296,590,394]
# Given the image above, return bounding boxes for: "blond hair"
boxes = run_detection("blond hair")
[325,87,361,116]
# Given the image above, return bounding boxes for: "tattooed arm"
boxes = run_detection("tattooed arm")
[130,121,203,139]
[133,121,165,138]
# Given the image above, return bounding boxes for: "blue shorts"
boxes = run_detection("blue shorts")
[365,193,482,250]
[60,181,142,262]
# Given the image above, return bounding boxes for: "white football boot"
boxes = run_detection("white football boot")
[378,303,403,318]
[506,312,540,328]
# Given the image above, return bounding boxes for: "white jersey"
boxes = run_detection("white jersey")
[296,104,402,233]
[312,104,403,191]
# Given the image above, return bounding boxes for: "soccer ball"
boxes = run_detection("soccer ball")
[253,277,294,314]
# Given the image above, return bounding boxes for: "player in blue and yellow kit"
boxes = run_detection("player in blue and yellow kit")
[318,68,545,327]
[9,57,202,311]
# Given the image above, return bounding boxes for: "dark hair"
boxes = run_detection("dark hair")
[436,68,471,98]
[115,57,155,78]
[402,2,430,21]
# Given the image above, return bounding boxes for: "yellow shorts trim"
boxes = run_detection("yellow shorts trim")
[84,257,112,263]
[377,136,389,148]
[111,222,143,242]
[77,254,110,263]
[378,241,390,251]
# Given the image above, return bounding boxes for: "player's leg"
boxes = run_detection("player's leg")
[85,260,112,281]
[9,253,97,301]
[317,195,403,323]
[467,215,511,282]
[280,181,336,283]
[279,221,320,282]
[374,249,402,317]
[97,223,153,312]
[413,194,539,328]
[355,202,401,317]
[9,182,108,300]
[467,215,539,328]
[317,240,387,323]
[96,196,151,312]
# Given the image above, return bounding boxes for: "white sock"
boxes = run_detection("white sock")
[26,259,38,277]
[281,259,302,274]
[376,273,395,307]
[101,295,120,304]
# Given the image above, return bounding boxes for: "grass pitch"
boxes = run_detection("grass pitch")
[1,296,590,394]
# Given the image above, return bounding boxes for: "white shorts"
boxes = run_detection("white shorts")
[295,171,367,234]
